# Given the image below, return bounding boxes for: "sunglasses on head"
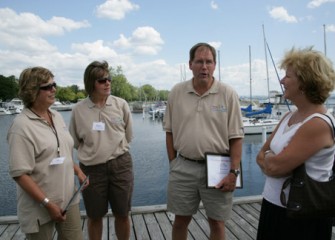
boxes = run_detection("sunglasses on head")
[39,82,57,91]
[96,77,111,84]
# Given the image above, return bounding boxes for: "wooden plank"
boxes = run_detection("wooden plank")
[230,208,257,239]
[188,219,207,240]
[143,213,164,240]
[239,202,261,219]
[131,214,150,240]
[225,217,253,240]
[233,205,259,229]
[250,202,262,212]
[0,225,7,236]
[154,212,172,239]
[0,224,20,240]
[193,210,209,238]
[10,227,25,240]
[102,217,108,240]
[82,218,89,240]
[106,215,116,240]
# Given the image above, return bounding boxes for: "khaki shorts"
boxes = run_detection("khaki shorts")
[25,203,83,240]
[80,152,134,219]
[167,156,233,221]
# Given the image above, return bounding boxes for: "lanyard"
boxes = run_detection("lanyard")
[29,108,60,157]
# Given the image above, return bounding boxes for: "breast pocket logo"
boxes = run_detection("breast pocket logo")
[111,117,123,124]
[211,105,227,112]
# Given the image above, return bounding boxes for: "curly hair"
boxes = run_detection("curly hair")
[84,60,110,96]
[18,67,54,108]
[279,47,335,104]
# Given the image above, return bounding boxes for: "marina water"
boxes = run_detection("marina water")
[0,111,265,216]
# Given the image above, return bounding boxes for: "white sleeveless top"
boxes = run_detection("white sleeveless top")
[262,112,335,207]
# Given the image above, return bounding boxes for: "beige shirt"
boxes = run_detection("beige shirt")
[7,108,78,233]
[69,95,133,166]
[163,79,244,159]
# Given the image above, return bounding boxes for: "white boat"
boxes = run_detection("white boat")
[6,98,24,114]
[148,102,166,118]
[0,107,11,115]
[50,101,73,111]
[243,117,279,135]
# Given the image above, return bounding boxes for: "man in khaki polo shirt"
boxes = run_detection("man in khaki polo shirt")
[163,42,244,240]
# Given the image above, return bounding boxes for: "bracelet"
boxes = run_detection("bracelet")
[40,197,49,207]
[264,150,272,155]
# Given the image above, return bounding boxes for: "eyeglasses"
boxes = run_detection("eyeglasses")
[39,82,57,91]
[280,177,291,206]
[96,77,111,84]
[193,60,215,66]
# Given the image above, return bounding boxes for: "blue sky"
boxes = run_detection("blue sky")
[0,0,334,96]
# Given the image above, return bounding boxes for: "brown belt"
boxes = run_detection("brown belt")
[179,154,205,164]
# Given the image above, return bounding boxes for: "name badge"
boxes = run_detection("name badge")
[93,122,105,131]
[50,157,65,165]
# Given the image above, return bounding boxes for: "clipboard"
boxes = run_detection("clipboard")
[205,153,243,189]
[62,175,89,215]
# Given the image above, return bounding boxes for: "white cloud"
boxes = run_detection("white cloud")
[0,8,90,37]
[269,6,298,23]
[95,0,139,20]
[307,0,335,8]
[0,8,90,54]
[209,41,222,50]
[210,1,219,10]
[113,26,164,55]
[326,24,335,32]
[71,40,118,59]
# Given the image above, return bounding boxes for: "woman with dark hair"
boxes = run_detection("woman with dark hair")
[69,61,134,240]
[8,66,86,240]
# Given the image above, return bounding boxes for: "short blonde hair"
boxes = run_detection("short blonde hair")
[18,67,54,108]
[280,47,335,104]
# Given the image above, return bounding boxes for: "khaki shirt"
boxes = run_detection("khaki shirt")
[7,108,78,233]
[69,95,133,166]
[163,79,244,159]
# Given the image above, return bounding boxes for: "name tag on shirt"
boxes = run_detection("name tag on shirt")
[50,157,65,165]
[92,122,105,131]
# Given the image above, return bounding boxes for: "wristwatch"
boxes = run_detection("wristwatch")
[229,169,240,177]
[40,197,50,207]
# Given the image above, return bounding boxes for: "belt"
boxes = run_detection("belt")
[179,154,205,164]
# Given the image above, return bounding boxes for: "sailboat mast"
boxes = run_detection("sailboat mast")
[218,50,221,81]
[262,24,270,102]
[249,45,252,106]
[324,24,327,56]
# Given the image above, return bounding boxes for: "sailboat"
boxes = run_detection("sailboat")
[242,45,279,135]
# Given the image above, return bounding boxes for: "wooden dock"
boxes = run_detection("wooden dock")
[1,195,335,240]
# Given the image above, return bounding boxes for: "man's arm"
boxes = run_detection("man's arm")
[229,137,243,170]
[166,132,177,162]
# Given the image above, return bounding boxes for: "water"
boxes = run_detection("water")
[0,111,265,216]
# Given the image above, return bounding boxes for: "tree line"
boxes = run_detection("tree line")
[0,66,169,103]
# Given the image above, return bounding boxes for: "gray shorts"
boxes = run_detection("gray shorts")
[167,156,233,221]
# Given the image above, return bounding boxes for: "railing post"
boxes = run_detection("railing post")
[262,127,267,143]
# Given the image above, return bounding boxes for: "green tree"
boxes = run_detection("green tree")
[76,91,86,100]
[158,90,169,101]
[141,84,157,101]
[0,75,19,101]
[110,66,133,101]
[56,87,76,102]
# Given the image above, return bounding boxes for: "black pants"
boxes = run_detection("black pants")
[257,198,332,240]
